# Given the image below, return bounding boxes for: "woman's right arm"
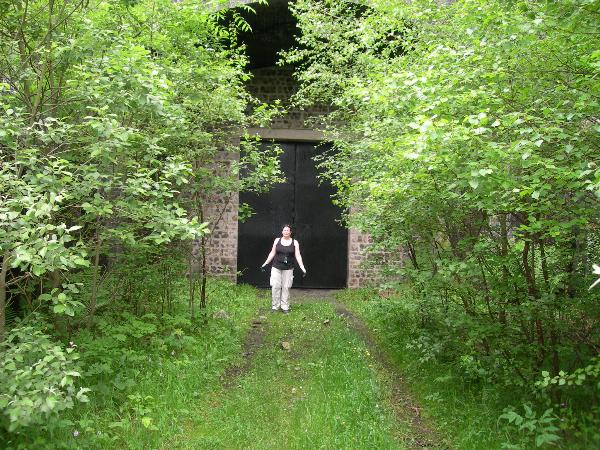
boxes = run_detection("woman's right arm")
[261,239,278,267]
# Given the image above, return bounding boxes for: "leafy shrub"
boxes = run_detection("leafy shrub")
[535,359,600,445]
[288,0,600,443]
[405,333,443,365]
[0,321,90,432]
[499,404,560,448]
[458,355,493,383]
[75,311,200,397]
[537,358,600,392]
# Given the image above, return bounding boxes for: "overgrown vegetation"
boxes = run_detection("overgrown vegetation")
[0,0,281,444]
[2,0,599,447]
[1,278,260,448]
[286,0,600,447]
[341,289,539,449]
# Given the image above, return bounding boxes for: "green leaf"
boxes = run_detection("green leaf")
[46,397,58,410]
[74,257,90,267]
[76,388,91,403]
[536,433,560,447]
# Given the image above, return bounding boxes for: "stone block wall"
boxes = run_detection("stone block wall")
[247,66,331,130]
[195,151,239,282]
[202,190,239,281]
[348,228,405,288]
[348,229,376,288]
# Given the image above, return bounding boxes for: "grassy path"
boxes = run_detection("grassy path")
[167,292,443,450]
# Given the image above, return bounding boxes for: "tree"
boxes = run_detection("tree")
[286,0,600,435]
[0,0,281,330]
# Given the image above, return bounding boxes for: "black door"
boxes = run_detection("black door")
[238,141,347,288]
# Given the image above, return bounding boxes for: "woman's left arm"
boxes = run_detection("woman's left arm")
[294,240,306,274]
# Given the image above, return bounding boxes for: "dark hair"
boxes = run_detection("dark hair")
[282,224,293,236]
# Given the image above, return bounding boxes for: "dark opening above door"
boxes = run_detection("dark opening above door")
[238,141,348,288]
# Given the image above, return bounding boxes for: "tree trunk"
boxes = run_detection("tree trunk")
[199,206,207,310]
[200,237,207,310]
[188,241,196,320]
[88,231,101,324]
[0,252,11,342]
[478,258,493,319]
[522,239,538,298]
[499,214,509,324]
[539,238,550,291]
[406,240,419,270]
[50,270,61,289]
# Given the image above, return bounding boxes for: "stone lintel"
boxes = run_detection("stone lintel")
[245,128,325,142]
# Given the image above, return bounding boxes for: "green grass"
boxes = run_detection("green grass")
[7,282,579,450]
[170,299,405,449]
[25,282,263,450]
[17,286,414,449]
[337,289,521,450]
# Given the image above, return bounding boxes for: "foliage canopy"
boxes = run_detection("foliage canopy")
[286,0,600,445]
[0,0,280,436]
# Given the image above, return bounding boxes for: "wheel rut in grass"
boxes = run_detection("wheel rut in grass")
[218,292,445,449]
[333,302,444,449]
[221,309,270,388]
[294,293,444,449]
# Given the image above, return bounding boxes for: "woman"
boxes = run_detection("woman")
[261,224,307,313]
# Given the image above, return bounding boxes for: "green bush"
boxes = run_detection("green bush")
[499,404,560,449]
[0,321,90,433]
[75,311,199,397]
[288,0,600,442]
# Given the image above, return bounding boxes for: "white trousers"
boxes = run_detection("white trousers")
[270,267,294,311]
